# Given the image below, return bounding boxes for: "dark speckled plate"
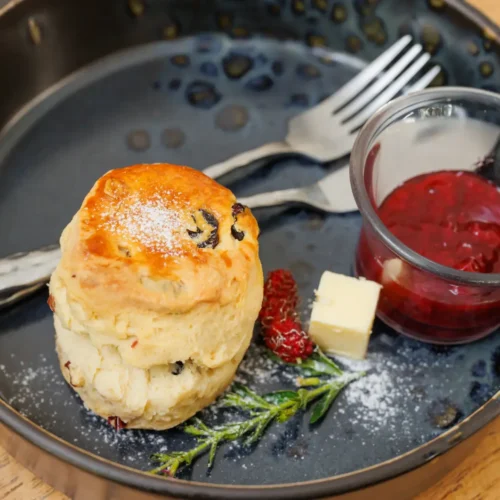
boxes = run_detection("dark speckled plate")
[0,0,499,498]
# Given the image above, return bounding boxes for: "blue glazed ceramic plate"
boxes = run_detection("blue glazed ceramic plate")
[0,0,498,498]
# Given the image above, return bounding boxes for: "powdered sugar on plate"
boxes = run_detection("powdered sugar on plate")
[344,369,399,424]
[0,357,171,462]
[1,358,67,410]
[235,343,298,386]
[75,410,171,463]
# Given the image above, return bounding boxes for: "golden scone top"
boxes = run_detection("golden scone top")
[54,163,261,313]
[79,163,258,265]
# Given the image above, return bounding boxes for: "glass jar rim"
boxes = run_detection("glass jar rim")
[349,86,500,286]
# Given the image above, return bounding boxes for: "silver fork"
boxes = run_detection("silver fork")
[240,161,355,213]
[204,35,441,180]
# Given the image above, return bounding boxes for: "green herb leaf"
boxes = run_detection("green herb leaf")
[296,388,311,409]
[268,349,342,376]
[276,405,299,423]
[310,383,343,424]
[184,425,207,437]
[245,413,275,445]
[229,383,272,410]
[149,347,365,477]
[208,440,219,467]
[299,350,343,376]
[264,390,298,405]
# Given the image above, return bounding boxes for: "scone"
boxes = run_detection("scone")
[49,163,263,430]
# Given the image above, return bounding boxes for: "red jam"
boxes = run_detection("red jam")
[356,170,500,343]
[380,171,500,273]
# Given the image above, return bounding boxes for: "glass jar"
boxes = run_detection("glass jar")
[350,87,500,344]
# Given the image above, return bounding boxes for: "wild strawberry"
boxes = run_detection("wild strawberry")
[264,269,298,300]
[259,269,315,363]
[259,270,299,329]
[264,318,315,363]
[259,296,297,330]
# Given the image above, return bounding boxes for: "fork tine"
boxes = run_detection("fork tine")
[405,65,442,94]
[317,35,413,113]
[345,53,432,132]
[335,44,423,122]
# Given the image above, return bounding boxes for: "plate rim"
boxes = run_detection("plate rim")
[0,0,499,497]
[0,394,498,498]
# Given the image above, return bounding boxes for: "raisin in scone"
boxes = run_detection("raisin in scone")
[49,163,263,430]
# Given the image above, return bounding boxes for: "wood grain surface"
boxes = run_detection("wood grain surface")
[1,0,500,499]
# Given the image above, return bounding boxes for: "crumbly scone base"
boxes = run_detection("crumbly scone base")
[55,316,251,430]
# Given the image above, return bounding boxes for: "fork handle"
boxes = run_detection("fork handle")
[0,245,61,309]
[203,141,293,179]
[240,188,308,210]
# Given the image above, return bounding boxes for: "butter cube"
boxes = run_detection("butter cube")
[309,271,382,360]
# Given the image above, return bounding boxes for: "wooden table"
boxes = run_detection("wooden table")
[1,0,500,498]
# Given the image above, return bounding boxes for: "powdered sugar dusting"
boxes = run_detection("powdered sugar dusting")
[0,357,170,462]
[75,411,170,462]
[235,343,297,386]
[103,192,187,255]
[0,357,69,428]
[344,369,399,424]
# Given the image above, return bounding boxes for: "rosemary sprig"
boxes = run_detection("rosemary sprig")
[150,351,364,476]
